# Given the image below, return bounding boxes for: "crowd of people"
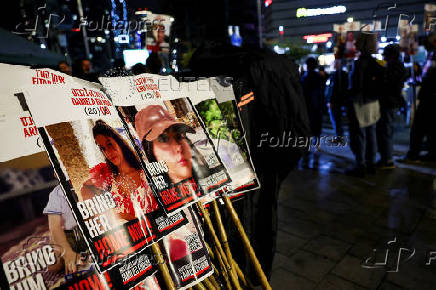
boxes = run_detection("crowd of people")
[56,52,164,81]
[300,32,436,177]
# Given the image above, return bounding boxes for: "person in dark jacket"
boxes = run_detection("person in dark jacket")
[236,51,310,282]
[402,33,436,162]
[376,44,407,168]
[145,52,163,74]
[347,33,385,177]
[327,59,348,138]
[188,44,311,283]
[301,57,325,143]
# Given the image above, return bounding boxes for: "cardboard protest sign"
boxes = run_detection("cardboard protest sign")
[99,74,230,214]
[0,64,43,162]
[398,20,419,55]
[189,78,259,197]
[146,13,172,70]
[146,13,171,54]
[424,4,436,32]
[21,76,186,272]
[0,184,159,290]
[0,64,107,162]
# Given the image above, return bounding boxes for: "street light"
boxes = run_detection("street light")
[347,17,353,23]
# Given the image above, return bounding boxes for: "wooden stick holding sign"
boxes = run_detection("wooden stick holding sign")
[214,242,232,289]
[197,201,240,289]
[212,199,252,288]
[202,277,216,290]
[222,196,272,290]
[151,243,175,290]
[212,200,242,289]
[233,258,252,288]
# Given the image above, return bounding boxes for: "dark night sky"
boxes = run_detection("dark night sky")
[0,0,260,54]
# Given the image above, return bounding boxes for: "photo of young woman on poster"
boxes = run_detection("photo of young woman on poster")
[113,98,229,213]
[81,120,158,222]
[135,105,196,185]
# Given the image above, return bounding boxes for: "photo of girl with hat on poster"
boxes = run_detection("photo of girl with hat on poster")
[135,104,197,185]
[117,98,230,213]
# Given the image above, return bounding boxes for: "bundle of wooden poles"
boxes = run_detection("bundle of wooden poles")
[151,197,272,290]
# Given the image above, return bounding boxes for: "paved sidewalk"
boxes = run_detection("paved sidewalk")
[270,129,436,289]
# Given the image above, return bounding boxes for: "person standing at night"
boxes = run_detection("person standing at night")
[327,59,348,142]
[402,32,436,162]
[301,57,325,146]
[376,44,406,169]
[347,33,385,177]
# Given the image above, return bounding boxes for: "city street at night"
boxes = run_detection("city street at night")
[1,0,436,289]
